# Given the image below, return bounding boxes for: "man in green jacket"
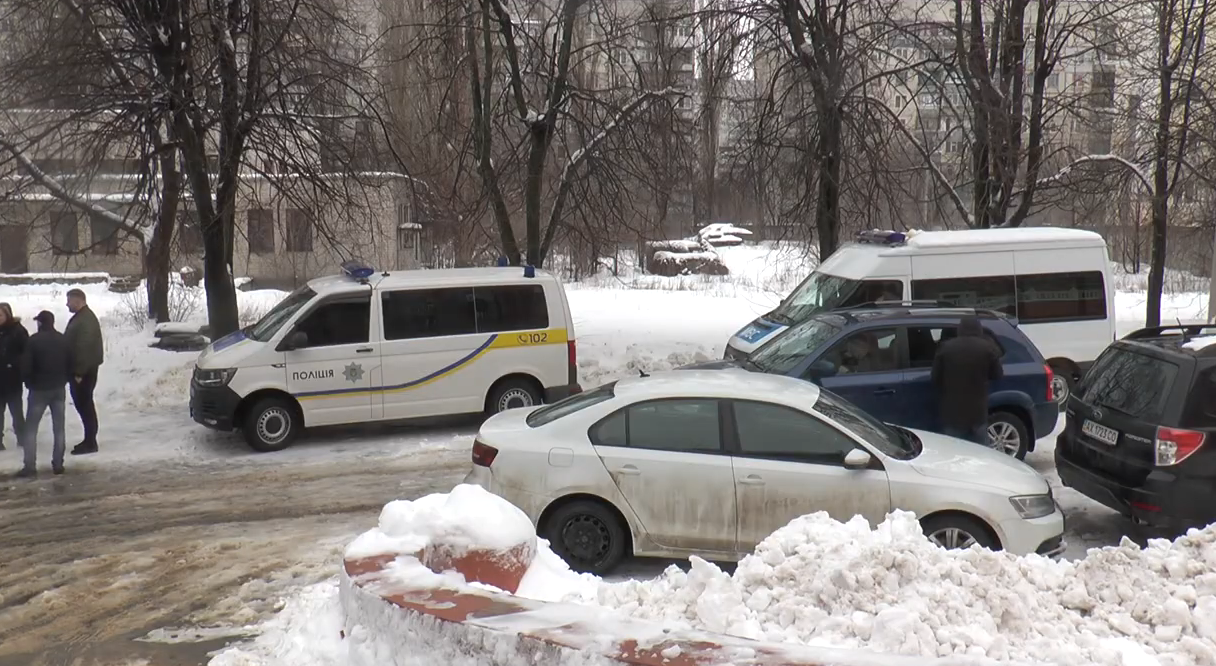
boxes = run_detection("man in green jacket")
[64,289,103,455]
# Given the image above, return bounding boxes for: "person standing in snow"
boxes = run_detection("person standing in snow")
[64,288,103,456]
[0,302,29,451]
[931,316,1003,448]
[17,311,72,478]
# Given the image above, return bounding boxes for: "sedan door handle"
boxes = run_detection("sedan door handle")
[737,474,764,486]
[355,347,374,353]
[615,465,640,476]
[873,388,896,396]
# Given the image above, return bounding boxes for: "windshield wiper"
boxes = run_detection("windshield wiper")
[1095,400,1134,418]
[766,311,794,326]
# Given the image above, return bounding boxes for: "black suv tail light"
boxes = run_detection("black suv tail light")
[1155,427,1205,466]
[472,440,499,467]
[1045,364,1055,403]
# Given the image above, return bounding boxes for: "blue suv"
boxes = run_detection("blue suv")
[691,304,1058,459]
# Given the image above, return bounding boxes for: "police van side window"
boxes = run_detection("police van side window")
[473,285,548,332]
[911,276,1017,315]
[382,288,477,340]
[294,296,370,348]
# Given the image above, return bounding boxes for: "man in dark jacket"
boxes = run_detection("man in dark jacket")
[931,316,1003,448]
[64,288,103,455]
[17,311,73,478]
[0,302,29,451]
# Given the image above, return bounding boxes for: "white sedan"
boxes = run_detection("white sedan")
[462,369,1065,574]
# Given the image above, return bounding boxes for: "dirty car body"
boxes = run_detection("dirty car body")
[463,369,1065,574]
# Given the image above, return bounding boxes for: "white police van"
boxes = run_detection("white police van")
[190,262,580,451]
[726,227,1116,404]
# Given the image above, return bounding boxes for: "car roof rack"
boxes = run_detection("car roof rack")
[834,301,1011,319]
[1123,324,1216,341]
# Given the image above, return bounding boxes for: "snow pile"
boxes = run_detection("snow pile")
[208,580,347,666]
[596,511,1216,665]
[346,484,537,560]
[698,222,753,246]
[345,485,598,602]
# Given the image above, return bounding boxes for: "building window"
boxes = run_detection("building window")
[50,211,78,255]
[398,227,416,250]
[247,209,275,255]
[90,214,122,255]
[178,210,204,255]
[285,209,313,252]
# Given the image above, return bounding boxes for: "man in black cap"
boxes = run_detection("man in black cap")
[932,315,1003,449]
[17,311,72,478]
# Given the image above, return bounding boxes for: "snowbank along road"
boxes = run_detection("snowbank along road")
[0,447,469,666]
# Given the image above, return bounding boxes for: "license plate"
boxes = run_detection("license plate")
[1082,419,1119,446]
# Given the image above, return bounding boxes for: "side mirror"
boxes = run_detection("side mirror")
[843,448,873,470]
[278,330,308,352]
[806,359,839,378]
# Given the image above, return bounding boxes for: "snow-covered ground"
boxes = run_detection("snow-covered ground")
[1,243,1211,665]
[213,485,1216,666]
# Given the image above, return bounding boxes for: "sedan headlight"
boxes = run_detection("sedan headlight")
[1009,494,1056,520]
[195,368,237,387]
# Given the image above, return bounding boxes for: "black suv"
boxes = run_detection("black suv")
[1056,324,1216,532]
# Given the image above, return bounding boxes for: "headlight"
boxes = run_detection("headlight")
[1009,494,1056,520]
[195,368,237,387]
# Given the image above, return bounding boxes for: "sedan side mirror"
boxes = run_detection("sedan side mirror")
[843,448,873,470]
[278,330,308,352]
[806,359,839,379]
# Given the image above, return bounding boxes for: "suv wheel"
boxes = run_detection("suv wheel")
[1049,364,1075,408]
[988,410,1029,460]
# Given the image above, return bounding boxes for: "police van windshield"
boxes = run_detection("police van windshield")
[248,287,317,342]
[769,273,902,325]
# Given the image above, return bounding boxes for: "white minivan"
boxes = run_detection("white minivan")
[725,228,1116,404]
[190,263,580,451]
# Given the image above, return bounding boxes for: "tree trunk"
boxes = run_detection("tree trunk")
[814,106,843,260]
[202,214,240,336]
[145,145,181,323]
[524,125,551,267]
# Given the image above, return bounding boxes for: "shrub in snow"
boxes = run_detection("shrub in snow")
[116,281,204,330]
[594,510,1216,665]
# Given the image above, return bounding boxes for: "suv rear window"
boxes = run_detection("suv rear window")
[526,382,616,427]
[1078,347,1178,422]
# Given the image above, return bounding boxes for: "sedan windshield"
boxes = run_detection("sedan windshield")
[248,287,316,342]
[811,389,917,459]
[749,315,845,375]
[769,272,862,324]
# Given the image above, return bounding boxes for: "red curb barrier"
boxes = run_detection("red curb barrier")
[342,546,1002,666]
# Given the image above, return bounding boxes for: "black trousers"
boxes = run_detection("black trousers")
[71,368,99,446]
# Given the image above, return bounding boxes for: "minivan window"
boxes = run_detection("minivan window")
[911,276,1017,316]
[1016,271,1106,322]
[749,315,845,374]
[382,288,476,340]
[248,286,316,342]
[769,273,902,324]
[293,296,371,348]
[473,285,548,332]
[1079,347,1178,422]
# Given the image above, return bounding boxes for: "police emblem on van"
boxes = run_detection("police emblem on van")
[293,369,335,381]
[343,362,364,383]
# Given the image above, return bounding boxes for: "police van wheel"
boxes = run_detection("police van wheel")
[487,379,542,415]
[243,397,300,452]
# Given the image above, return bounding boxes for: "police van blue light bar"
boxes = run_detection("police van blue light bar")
[341,260,375,279]
[856,229,907,245]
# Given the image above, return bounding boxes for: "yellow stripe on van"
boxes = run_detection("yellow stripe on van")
[292,328,569,401]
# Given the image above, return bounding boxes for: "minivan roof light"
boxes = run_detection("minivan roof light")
[340,260,375,280]
[856,229,907,246]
